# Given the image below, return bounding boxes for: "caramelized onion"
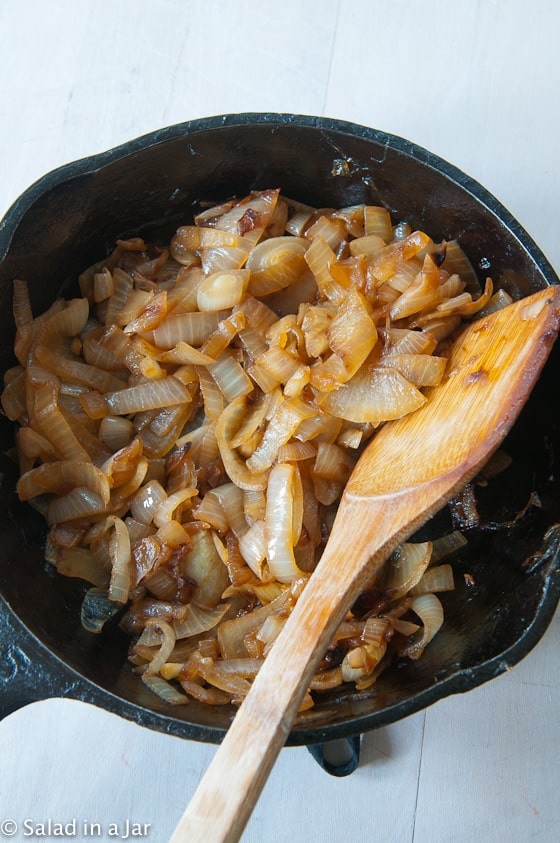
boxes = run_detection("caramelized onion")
[4,188,482,709]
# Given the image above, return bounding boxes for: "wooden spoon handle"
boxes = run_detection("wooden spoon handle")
[168,514,377,842]
[169,487,448,843]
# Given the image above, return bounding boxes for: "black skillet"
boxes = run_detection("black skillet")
[1,114,559,775]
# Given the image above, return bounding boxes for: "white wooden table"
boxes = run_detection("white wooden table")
[1,2,560,840]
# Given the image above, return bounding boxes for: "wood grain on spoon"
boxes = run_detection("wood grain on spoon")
[170,284,560,843]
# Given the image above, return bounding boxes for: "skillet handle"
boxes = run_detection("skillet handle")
[306,735,361,776]
[0,595,78,719]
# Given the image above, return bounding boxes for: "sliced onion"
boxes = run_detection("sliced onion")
[216,397,268,491]
[364,206,393,242]
[265,463,305,583]
[378,353,447,387]
[245,397,315,475]
[105,515,132,603]
[208,353,254,402]
[247,237,308,296]
[376,542,432,600]
[47,487,106,525]
[18,460,111,505]
[152,310,228,349]
[182,528,229,608]
[153,487,198,528]
[105,377,190,414]
[130,480,168,525]
[142,674,190,705]
[238,519,267,577]
[56,547,109,588]
[409,564,455,595]
[173,602,230,639]
[318,366,426,424]
[197,270,249,311]
[399,593,444,659]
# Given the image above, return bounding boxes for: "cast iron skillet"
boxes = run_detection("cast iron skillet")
[1,114,560,770]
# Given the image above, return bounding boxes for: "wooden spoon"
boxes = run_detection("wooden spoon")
[171,284,560,843]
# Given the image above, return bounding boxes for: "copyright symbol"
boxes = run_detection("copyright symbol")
[0,819,17,837]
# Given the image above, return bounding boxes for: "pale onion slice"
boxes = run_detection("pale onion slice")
[197,365,225,419]
[123,290,168,334]
[378,353,447,387]
[389,254,443,320]
[106,514,132,604]
[380,327,437,356]
[156,519,190,547]
[196,662,252,698]
[196,270,249,312]
[142,619,177,675]
[35,296,89,342]
[212,483,249,540]
[228,390,274,449]
[246,237,308,296]
[325,288,378,380]
[304,236,346,303]
[172,226,238,251]
[238,519,267,578]
[98,416,135,451]
[104,268,134,327]
[216,397,268,491]
[1,369,26,421]
[153,487,198,528]
[27,384,89,462]
[130,480,168,525]
[115,288,154,327]
[152,310,228,349]
[309,667,344,691]
[409,564,455,595]
[245,397,316,475]
[341,641,387,683]
[200,309,246,359]
[93,268,114,303]
[441,239,481,296]
[313,441,355,483]
[34,344,126,393]
[348,234,386,258]
[193,490,229,533]
[265,463,305,583]
[209,658,263,677]
[305,215,347,250]
[159,342,215,366]
[362,616,392,647]
[104,377,190,414]
[182,529,229,608]
[399,593,445,659]
[364,206,393,242]
[16,426,55,461]
[207,353,254,402]
[317,366,426,424]
[142,674,190,705]
[369,230,431,283]
[47,487,106,525]
[100,438,143,489]
[56,548,110,588]
[18,460,111,504]
[430,530,467,563]
[172,602,230,639]
[376,542,432,600]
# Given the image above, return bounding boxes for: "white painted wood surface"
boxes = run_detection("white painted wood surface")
[1,1,559,840]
